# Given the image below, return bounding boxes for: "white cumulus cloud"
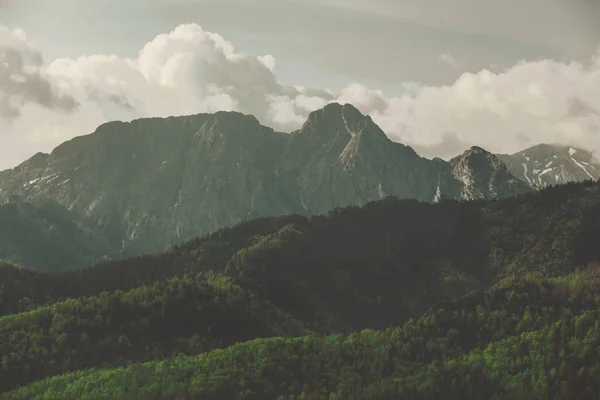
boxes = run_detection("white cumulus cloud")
[371,56,600,158]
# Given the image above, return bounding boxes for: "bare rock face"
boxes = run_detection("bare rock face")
[0,103,529,259]
[450,146,532,200]
[496,144,600,189]
[280,103,455,214]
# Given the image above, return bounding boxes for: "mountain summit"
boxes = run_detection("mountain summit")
[0,104,529,261]
[299,103,386,141]
[496,144,600,188]
[451,146,532,200]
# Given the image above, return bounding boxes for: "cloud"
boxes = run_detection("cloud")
[0,23,600,171]
[335,84,388,115]
[409,132,471,160]
[0,27,77,119]
[440,54,460,69]
[371,55,600,157]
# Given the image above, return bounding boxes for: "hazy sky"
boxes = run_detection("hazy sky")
[1,0,599,169]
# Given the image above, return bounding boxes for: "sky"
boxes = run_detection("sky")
[0,0,599,169]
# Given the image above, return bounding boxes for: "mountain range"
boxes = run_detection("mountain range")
[1,102,600,398]
[0,103,536,269]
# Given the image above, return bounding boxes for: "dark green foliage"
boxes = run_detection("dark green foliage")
[0,272,310,393]
[1,179,600,399]
[0,214,303,316]
[4,271,600,399]
[3,181,599,328]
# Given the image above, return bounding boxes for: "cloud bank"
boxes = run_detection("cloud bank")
[1,23,599,169]
[0,27,77,119]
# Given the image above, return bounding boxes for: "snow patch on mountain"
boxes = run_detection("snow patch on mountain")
[497,144,600,189]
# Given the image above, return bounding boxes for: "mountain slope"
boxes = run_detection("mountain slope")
[497,143,600,188]
[0,272,311,393]
[280,103,463,212]
[0,104,529,268]
[0,113,288,257]
[2,179,598,327]
[0,179,599,397]
[0,197,113,271]
[5,270,600,400]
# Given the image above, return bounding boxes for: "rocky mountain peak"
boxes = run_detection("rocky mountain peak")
[453,146,504,170]
[450,146,532,200]
[299,103,385,141]
[465,145,489,154]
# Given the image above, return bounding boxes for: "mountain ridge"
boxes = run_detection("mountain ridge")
[496,143,600,188]
[0,103,531,268]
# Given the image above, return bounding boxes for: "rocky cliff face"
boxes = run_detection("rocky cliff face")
[0,112,287,255]
[450,146,532,200]
[280,103,461,213]
[496,144,600,189]
[0,103,528,258]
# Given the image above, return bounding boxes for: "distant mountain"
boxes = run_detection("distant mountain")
[449,146,532,201]
[497,143,600,188]
[0,103,530,264]
[0,197,113,271]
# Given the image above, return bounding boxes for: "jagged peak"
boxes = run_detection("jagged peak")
[450,145,511,175]
[299,102,386,140]
[304,102,363,125]
[451,145,495,162]
[466,145,491,155]
[324,102,365,122]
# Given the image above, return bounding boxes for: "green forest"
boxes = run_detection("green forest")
[1,179,600,399]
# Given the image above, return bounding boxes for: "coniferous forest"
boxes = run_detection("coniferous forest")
[1,179,600,399]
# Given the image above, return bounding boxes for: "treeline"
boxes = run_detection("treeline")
[2,181,600,330]
[0,215,303,316]
[4,180,599,324]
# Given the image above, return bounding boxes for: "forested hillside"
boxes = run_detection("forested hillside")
[4,269,600,399]
[0,179,599,398]
[0,198,113,271]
